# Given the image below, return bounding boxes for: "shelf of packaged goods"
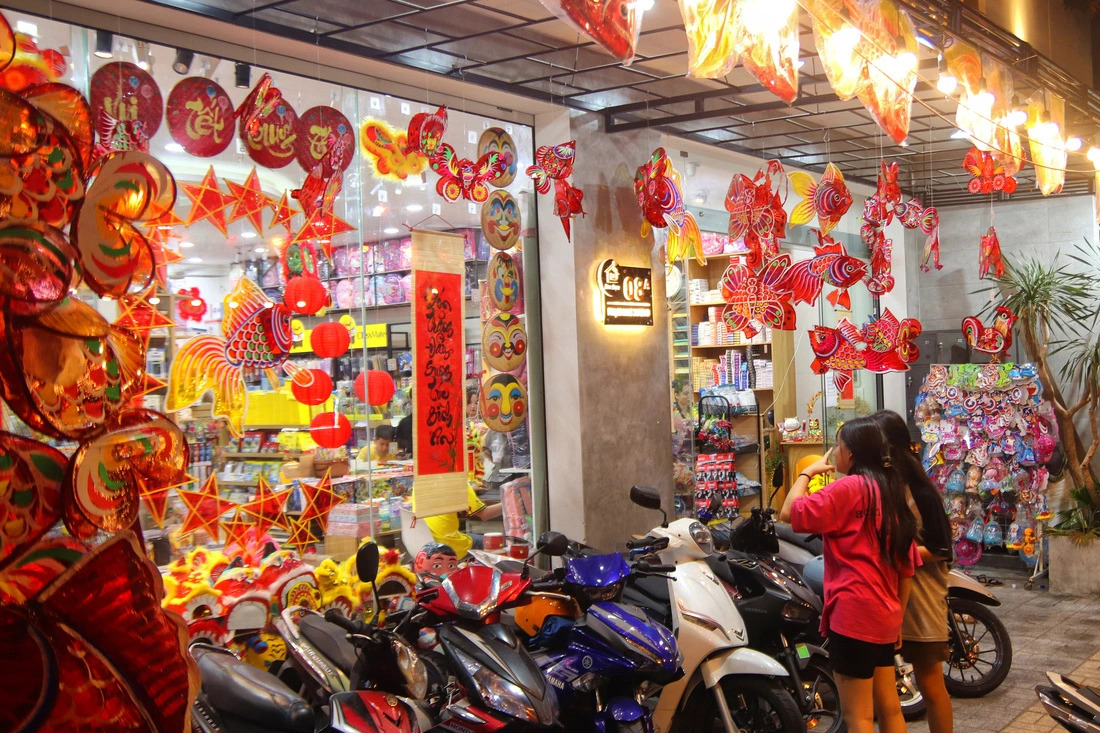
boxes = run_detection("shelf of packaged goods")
[221,451,301,460]
[301,296,473,317]
[691,342,771,350]
[688,301,727,307]
[220,479,265,487]
[241,425,308,431]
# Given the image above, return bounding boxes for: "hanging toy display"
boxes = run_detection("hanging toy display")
[177,287,208,322]
[526,140,584,239]
[224,167,276,237]
[718,254,796,338]
[808,309,922,393]
[635,147,703,266]
[280,239,320,280]
[979,225,1005,280]
[477,127,518,188]
[429,142,507,203]
[788,163,853,236]
[962,306,1017,362]
[359,117,431,182]
[725,160,787,268]
[538,0,644,62]
[407,105,447,157]
[914,363,1058,568]
[782,230,867,310]
[90,61,163,155]
[962,147,1019,195]
[861,160,940,292]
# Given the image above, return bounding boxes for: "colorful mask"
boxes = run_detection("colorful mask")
[635,147,702,266]
[359,118,428,182]
[488,252,520,312]
[481,372,528,433]
[414,541,459,581]
[167,278,293,436]
[540,0,643,61]
[719,254,795,338]
[430,143,506,203]
[477,127,518,188]
[783,231,866,310]
[483,313,527,372]
[962,306,1016,362]
[481,190,521,251]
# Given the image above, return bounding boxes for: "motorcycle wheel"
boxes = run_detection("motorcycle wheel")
[800,661,845,733]
[674,676,803,733]
[944,598,1012,697]
[897,666,926,721]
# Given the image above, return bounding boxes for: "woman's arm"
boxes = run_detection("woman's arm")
[779,450,835,524]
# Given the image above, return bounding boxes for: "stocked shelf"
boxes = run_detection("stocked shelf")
[691,342,771,350]
[221,451,301,459]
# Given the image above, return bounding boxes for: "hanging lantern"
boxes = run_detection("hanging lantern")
[284,275,328,315]
[310,411,351,449]
[355,370,396,406]
[312,321,350,357]
[290,368,333,406]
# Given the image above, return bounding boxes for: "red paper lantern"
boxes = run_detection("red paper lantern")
[310,411,351,449]
[354,370,396,406]
[290,368,332,406]
[311,321,350,357]
[284,275,328,315]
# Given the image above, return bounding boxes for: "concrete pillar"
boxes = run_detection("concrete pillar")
[536,110,674,550]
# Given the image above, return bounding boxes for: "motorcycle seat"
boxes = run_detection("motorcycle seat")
[775,523,815,548]
[194,645,313,733]
[299,614,359,675]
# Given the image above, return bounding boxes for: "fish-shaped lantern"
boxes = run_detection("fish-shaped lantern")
[782,231,867,309]
[809,309,922,391]
[526,141,585,239]
[788,163,852,235]
[167,278,292,436]
[719,254,796,338]
[540,0,643,62]
[636,147,703,266]
[725,160,787,268]
[979,225,1004,280]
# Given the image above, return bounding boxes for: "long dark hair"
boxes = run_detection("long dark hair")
[837,416,917,568]
[870,410,935,500]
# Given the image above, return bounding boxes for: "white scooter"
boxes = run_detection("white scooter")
[627,486,803,733]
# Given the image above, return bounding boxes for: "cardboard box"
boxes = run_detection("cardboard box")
[323,535,358,560]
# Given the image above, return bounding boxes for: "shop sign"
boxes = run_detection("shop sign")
[166,77,234,157]
[295,105,355,173]
[597,258,653,326]
[240,98,298,169]
[364,323,388,348]
[291,322,389,354]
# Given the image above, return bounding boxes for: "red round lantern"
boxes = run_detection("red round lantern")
[311,322,350,357]
[310,412,351,449]
[284,276,328,315]
[290,369,333,406]
[354,370,396,406]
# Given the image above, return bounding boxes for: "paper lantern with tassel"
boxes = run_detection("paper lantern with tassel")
[354,370,396,406]
[284,275,328,315]
[290,368,333,406]
[310,411,351,448]
[311,321,350,357]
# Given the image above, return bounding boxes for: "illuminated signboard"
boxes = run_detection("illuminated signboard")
[597,258,653,326]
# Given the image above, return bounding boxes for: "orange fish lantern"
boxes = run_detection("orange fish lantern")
[788,163,852,235]
[809,309,921,392]
[719,254,796,338]
[782,232,866,310]
[540,0,644,62]
[167,279,292,436]
[635,147,703,266]
[725,160,787,268]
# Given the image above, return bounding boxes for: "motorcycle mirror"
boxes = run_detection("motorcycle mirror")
[629,486,668,526]
[356,542,380,586]
[536,531,570,557]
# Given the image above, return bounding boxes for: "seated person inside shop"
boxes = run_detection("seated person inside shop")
[357,425,396,463]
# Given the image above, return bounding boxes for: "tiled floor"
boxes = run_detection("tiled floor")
[905,567,1100,733]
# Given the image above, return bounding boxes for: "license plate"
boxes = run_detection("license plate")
[796,643,810,660]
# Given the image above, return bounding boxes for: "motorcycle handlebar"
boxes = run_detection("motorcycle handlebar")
[325,609,371,636]
[626,536,669,550]
[637,562,676,573]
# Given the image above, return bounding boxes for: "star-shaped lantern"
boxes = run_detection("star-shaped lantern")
[177,475,239,542]
[139,471,198,529]
[116,289,177,331]
[181,165,235,236]
[220,508,255,549]
[225,167,275,237]
[270,191,300,233]
[237,476,291,535]
[292,207,355,260]
[283,515,320,553]
[298,470,346,533]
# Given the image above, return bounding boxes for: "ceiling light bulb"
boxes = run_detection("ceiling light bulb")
[1088,147,1100,166]
[936,73,958,95]
[896,51,917,71]
[371,206,384,217]
[165,142,184,153]
[148,296,161,305]
[15,20,37,36]
[253,246,266,253]
[635,0,655,10]
[950,129,970,139]
[1066,136,1083,152]
[1005,108,1028,127]
[190,298,202,307]
[240,231,257,239]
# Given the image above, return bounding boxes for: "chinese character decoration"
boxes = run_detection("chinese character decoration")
[166,77,234,157]
[527,140,585,239]
[725,160,787,268]
[979,225,1005,280]
[359,118,428,181]
[430,143,507,203]
[539,0,644,61]
[810,0,918,144]
[295,105,355,175]
[962,147,1018,195]
[236,73,298,169]
[676,0,799,101]
[90,61,162,155]
[635,147,702,266]
[783,231,866,310]
[1027,93,1068,197]
[168,278,293,436]
[719,254,796,338]
[809,309,922,392]
[788,163,853,236]
[176,287,208,322]
[962,306,1017,363]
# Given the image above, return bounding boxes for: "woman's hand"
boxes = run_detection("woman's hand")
[804,449,836,478]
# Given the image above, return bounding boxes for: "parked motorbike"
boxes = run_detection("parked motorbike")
[1036,671,1100,732]
[627,486,804,733]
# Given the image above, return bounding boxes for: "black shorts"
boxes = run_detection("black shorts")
[827,631,896,679]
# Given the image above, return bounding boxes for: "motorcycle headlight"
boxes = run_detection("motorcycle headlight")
[689,521,714,555]
[454,650,539,723]
[391,636,428,699]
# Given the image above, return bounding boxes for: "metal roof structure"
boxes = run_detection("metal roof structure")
[142,0,1100,207]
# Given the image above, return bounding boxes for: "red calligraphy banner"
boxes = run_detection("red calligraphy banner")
[411,230,467,518]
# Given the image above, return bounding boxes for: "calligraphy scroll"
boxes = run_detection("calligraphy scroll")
[411,229,467,518]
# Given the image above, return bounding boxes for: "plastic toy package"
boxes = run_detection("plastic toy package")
[914,362,1056,567]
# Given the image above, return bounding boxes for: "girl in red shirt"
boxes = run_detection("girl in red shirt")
[780,416,919,733]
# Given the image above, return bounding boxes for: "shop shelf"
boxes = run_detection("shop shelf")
[691,341,772,349]
[221,451,301,459]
